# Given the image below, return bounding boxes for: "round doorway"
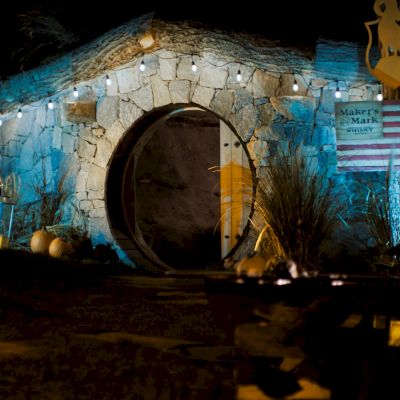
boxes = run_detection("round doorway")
[107,104,253,269]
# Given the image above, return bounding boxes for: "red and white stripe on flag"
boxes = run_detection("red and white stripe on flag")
[337,100,400,171]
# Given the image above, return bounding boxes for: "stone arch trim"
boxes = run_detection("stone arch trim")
[105,102,255,271]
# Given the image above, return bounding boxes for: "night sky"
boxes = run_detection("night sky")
[0,0,375,78]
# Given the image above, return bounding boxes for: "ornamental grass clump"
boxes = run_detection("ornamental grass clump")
[361,166,400,265]
[364,184,392,253]
[255,148,339,270]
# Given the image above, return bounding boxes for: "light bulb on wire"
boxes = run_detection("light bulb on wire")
[139,60,146,72]
[17,109,22,119]
[0,119,2,127]
[292,79,299,92]
[48,100,54,110]
[236,70,242,82]
[73,87,79,98]
[335,83,342,99]
[377,87,383,101]
[191,60,197,73]
[106,75,112,86]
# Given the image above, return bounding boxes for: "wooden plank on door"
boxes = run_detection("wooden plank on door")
[220,121,232,258]
[220,121,252,259]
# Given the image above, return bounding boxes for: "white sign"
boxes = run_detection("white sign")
[335,101,383,140]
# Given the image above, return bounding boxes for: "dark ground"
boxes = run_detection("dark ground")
[1,249,400,399]
[0,250,235,400]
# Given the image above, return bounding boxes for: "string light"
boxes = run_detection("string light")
[3,54,374,127]
[292,78,299,92]
[377,86,383,101]
[335,83,342,99]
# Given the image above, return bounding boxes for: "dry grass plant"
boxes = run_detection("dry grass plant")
[364,184,392,252]
[256,148,339,269]
[360,168,400,265]
[31,159,71,229]
[219,147,339,270]
[13,157,71,243]
[338,153,400,267]
[0,173,21,205]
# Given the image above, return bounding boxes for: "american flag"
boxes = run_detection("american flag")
[337,100,400,171]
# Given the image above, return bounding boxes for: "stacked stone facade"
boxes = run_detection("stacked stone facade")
[0,16,380,266]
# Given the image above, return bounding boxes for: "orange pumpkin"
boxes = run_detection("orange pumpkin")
[49,237,74,259]
[30,228,56,255]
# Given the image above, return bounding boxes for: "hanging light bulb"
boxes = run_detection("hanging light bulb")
[17,109,22,119]
[106,74,112,86]
[335,83,342,99]
[292,78,299,92]
[73,87,79,98]
[0,119,2,127]
[48,100,54,110]
[191,60,197,73]
[236,70,242,82]
[139,60,146,72]
[377,87,383,101]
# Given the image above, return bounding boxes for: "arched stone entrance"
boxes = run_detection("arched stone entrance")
[106,103,254,270]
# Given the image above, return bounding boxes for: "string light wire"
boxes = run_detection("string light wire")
[0,52,359,123]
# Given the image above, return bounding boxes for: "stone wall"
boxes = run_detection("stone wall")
[0,16,380,267]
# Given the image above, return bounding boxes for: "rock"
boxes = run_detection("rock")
[200,67,228,89]
[129,84,154,111]
[94,138,112,168]
[169,80,190,103]
[77,139,96,160]
[92,128,105,138]
[35,106,47,128]
[312,126,335,147]
[86,164,106,191]
[116,67,140,93]
[105,71,118,96]
[191,85,215,108]
[159,57,177,81]
[52,126,62,149]
[270,96,316,122]
[96,96,119,129]
[229,104,258,142]
[150,75,171,107]
[253,69,280,98]
[119,100,143,129]
[177,57,199,81]
[234,88,253,112]
[210,89,234,120]
[141,54,159,77]
[62,133,75,154]
[105,120,125,147]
